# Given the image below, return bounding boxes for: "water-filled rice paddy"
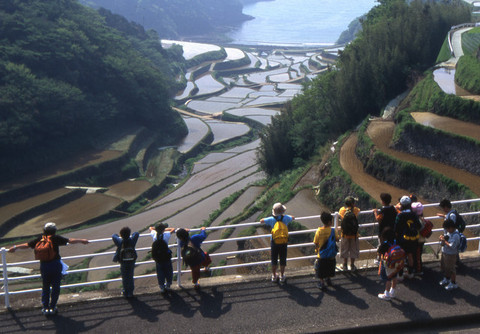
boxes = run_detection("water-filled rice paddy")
[194,74,225,96]
[187,100,241,114]
[224,47,245,61]
[5,193,123,238]
[0,188,72,225]
[433,68,470,96]
[225,107,279,118]
[245,96,290,106]
[177,117,209,154]
[175,81,195,100]
[161,40,221,60]
[205,120,251,145]
[105,180,152,202]
[269,73,291,82]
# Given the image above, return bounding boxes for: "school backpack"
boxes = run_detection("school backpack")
[181,242,203,267]
[456,232,467,253]
[271,216,289,245]
[384,244,406,269]
[449,210,466,233]
[151,234,172,263]
[402,213,419,241]
[119,240,137,262]
[420,219,433,238]
[34,235,56,262]
[319,229,338,259]
[341,208,359,236]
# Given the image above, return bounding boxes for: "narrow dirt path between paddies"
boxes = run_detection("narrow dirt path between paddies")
[367,119,480,196]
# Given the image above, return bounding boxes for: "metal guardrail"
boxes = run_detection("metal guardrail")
[1,199,480,308]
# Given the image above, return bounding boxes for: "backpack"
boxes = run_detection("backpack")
[341,208,359,236]
[271,216,289,245]
[420,219,433,238]
[384,244,406,269]
[403,217,419,241]
[181,242,203,267]
[119,240,137,262]
[456,232,467,253]
[319,229,338,259]
[151,234,172,263]
[34,235,56,262]
[449,210,466,233]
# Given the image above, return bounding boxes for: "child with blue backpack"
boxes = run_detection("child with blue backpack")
[377,228,405,300]
[439,218,460,290]
[313,212,340,291]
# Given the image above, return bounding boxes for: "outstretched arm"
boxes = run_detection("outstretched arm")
[7,243,30,253]
[69,238,89,245]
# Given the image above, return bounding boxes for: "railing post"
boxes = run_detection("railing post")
[1,248,10,308]
[334,212,339,229]
[176,236,182,287]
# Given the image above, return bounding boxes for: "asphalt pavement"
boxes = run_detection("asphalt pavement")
[2,257,480,333]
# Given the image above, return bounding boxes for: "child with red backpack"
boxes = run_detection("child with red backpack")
[377,228,405,300]
[8,222,89,315]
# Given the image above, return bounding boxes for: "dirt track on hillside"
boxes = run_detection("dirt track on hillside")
[367,119,480,196]
[340,134,422,204]
[411,112,480,141]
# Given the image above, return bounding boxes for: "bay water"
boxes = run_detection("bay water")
[228,0,377,46]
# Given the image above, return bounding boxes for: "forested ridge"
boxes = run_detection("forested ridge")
[80,0,253,38]
[0,0,187,182]
[258,0,471,175]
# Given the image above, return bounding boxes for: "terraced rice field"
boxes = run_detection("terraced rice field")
[4,42,333,283]
[161,40,221,60]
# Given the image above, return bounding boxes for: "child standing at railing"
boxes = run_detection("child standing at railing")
[8,222,89,315]
[112,227,139,299]
[260,203,295,284]
[439,219,460,290]
[339,196,360,272]
[150,223,176,294]
[176,226,211,290]
[313,212,340,291]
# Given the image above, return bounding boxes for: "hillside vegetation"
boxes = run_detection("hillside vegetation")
[80,0,252,39]
[0,0,187,182]
[257,0,471,175]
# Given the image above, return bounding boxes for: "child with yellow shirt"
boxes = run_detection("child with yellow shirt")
[314,212,340,290]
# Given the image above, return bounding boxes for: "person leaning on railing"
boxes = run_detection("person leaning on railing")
[7,222,89,316]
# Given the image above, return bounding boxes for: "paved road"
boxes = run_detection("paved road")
[2,257,480,333]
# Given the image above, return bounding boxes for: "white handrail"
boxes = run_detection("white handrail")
[1,198,479,308]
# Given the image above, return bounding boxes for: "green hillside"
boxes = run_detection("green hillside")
[257,0,471,175]
[0,0,187,181]
[80,0,252,39]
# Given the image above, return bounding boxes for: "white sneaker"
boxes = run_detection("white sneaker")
[439,277,450,286]
[279,275,286,283]
[271,274,279,282]
[445,282,458,290]
[378,292,391,300]
[389,289,396,298]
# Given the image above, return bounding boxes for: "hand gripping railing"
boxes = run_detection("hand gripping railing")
[1,198,480,308]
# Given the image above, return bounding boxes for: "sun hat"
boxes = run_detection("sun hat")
[411,202,423,215]
[44,222,57,232]
[400,195,412,206]
[272,203,286,216]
